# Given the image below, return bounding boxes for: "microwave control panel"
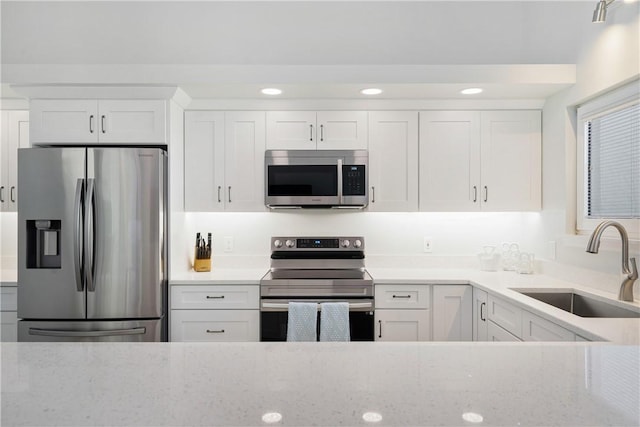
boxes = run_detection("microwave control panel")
[342,165,366,196]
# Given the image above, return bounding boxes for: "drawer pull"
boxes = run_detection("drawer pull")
[392,294,411,299]
[206,329,225,334]
[378,320,382,338]
[206,295,225,299]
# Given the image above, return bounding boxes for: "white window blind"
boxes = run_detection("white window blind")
[586,102,640,218]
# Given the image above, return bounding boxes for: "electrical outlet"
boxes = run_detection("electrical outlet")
[423,237,433,253]
[224,236,234,253]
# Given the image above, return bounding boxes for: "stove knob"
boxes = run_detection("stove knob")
[354,239,362,249]
[285,239,295,248]
[341,239,351,248]
[274,240,283,248]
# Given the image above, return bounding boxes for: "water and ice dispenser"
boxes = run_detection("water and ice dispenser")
[26,220,62,269]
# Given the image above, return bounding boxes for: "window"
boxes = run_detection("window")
[577,81,640,236]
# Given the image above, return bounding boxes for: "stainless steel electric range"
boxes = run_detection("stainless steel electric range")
[259,236,374,341]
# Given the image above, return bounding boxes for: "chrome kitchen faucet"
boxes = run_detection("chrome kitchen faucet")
[586,221,638,302]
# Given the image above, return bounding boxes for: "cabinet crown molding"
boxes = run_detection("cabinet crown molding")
[9,85,183,101]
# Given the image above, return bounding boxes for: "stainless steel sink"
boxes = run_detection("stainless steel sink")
[513,290,640,318]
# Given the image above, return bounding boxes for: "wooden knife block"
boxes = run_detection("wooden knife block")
[193,249,211,272]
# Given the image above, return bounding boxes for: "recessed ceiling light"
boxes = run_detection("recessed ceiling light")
[362,412,383,423]
[261,412,282,423]
[461,88,483,95]
[261,88,282,95]
[361,88,383,95]
[462,412,484,423]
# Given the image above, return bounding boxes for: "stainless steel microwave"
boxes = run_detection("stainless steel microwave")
[265,150,368,208]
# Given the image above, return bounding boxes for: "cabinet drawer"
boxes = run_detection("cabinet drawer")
[521,311,575,342]
[487,294,522,337]
[171,285,259,310]
[1,311,18,342]
[375,284,430,309]
[0,287,18,311]
[488,320,522,342]
[170,310,259,342]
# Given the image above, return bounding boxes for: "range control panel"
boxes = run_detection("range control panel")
[271,236,364,250]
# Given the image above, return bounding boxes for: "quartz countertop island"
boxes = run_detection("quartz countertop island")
[2,342,638,426]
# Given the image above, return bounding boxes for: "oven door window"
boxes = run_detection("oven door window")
[268,165,338,196]
[261,310,374,341]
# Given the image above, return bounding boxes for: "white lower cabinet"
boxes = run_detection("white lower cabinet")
[487,294,522,338]
[488,321,522,342]
[432,285,472,341]
[170,284,260,342]
[375,309,431,341]
[1,286,18,342]
[521,311,575,342]
[472,288,488,341]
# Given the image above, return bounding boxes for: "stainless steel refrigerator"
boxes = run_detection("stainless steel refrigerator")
[17,147,167,342]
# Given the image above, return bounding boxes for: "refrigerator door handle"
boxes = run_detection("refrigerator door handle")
[28,327,146,338]
[85,178,97,292]
[74,178,85,292]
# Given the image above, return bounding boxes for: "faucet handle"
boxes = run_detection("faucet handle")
[629,257,638,280]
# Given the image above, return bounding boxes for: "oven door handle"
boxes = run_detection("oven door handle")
[261,301,373,311]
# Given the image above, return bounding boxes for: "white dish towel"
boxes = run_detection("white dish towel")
[286,302,318,342]
[320,302,351,342]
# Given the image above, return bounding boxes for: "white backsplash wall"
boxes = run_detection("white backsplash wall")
[172,211,546,273]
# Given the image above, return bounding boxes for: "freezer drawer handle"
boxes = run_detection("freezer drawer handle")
[206,295,225,299]
[206,329,225,334]
[28,327,146,337]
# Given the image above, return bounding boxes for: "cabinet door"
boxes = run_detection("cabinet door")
[30,100,98,143]
[480,111,541,211]
[375,309,431,341]
[521,311,575,342]
[419,111,481,211]
[184,111,225,211]
[5,111,29,212]
[266,111,316,150]
[473,288,488,341]
[487,294,522,338]
[432,285,472,341]
[368,111,418,211]
[170,310,260,342]
[487,321,522,342]
[317,111,368,150]
[1,312,18,342]
[0,112,9,211]
[98,100,166,143]
[224,111,266,211]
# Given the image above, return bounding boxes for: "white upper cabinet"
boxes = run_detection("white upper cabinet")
[368,111,419,212]
[266,111,367,150]
[419,110,541,212]
[30,99,166,144]
[184,111,265,212]
[0,111,29,212]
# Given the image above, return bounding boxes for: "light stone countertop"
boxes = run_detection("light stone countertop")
[2,342,638,426]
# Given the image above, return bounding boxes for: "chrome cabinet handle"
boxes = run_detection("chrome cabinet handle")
[206,329,225,334]
[378,320,382,339]
[206,295,225,299]
[0,186,4,203]
[74,179,84,292]
[310,124,313,142]
[89,115,94,133]
[484,186,488,203]
[480,302,486,322]
[473,186,477,202]
[10,186,15,203]
[217,186,221,203]
[101,115,106,134]
[371,186,375,203]
[392,294,411,299]
[228,186,231,203]
[320,124,324,141]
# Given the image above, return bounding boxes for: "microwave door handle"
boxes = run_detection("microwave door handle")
[337,158,343,203]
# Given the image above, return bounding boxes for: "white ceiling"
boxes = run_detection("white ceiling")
[0,1,600,99]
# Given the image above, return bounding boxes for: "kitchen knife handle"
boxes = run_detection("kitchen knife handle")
[10,186,15,203]
[217,186,222,203]
[89,115,94,133]
[310,124,313,142]
[371,186,375,203]
[101,115,106,134]
[483,186,488,203]
[74,179,84,292]
[228,186,231,203]
[85,179,96,292]
[473,186,477,202]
